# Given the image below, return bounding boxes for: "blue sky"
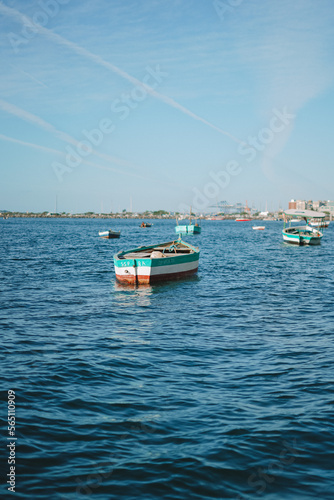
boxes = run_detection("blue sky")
[0,0,334,213]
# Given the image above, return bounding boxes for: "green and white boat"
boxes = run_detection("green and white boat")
[114,239,200,284]
[282,209,325,245]
[175,223,201,235]
[175,209,201,235]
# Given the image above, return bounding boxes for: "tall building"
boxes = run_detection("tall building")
[296,200,306,210]
[288,199,297,209]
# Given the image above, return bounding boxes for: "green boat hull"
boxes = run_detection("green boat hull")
[114,239,200,284]
[175,225,201,235]
[282,227,322,245]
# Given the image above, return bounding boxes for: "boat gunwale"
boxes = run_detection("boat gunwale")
[283,226,322,236]
[114,239,199,261]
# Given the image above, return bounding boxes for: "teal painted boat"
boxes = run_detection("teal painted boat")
[175,209,201,235]
[175,224,201,235]
[114,239,200,284]
[282,209,325,245]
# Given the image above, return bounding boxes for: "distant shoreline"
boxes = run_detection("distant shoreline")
[1,212,282,221]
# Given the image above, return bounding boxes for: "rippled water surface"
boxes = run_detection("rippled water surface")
[1,218,334,499]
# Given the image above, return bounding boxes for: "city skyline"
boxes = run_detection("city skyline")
[1,1,334,213]
[2,197,333,217]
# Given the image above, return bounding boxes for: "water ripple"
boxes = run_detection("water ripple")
[1,218,334,499]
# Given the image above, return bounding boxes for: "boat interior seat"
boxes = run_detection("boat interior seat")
[121,247,194,259]
[123,252,152,258]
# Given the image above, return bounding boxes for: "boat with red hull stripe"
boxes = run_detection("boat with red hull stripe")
[114,239,200,285]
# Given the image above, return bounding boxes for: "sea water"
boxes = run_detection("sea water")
[1,218,334,499]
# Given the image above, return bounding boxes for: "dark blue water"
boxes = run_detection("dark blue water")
[1,218,334,499]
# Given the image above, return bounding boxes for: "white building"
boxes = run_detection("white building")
[296,200,306,210]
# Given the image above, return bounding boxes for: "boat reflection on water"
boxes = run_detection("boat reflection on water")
[110,283,155,341]
[113,273,200,293]
[113,281,154,308]
[112,275,200,342]
[113,274,200,310]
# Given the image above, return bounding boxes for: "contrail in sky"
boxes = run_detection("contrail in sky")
[9,64,48,87]
[0,98,133,169]
[0,98,77,146]
[0,132,150,180]
[0,133,67,156]
[0,2,243,145]
[0,99,178,185]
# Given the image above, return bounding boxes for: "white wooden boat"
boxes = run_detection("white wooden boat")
[282,209,325,245]
[114,239,200,284]
[99,230,121,239]
[207,215,225,220]
[309,219,330,229]
[252,226,265,230]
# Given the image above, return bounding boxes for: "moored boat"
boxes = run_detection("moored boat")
[282,209,325,245]
[114,239,200,284]
[207,215,225,220]
[309,219,330,229]
[99,230,121,239]
[236,218,251,221]
[252,226,265,230]
[140,222,152,227]
[175,223,201,235]
[175,208,201,235]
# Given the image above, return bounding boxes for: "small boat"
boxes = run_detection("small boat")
[252,226,265,230]
[175,208,201,235]
[282,209,325,245]
[309,219,330,229]
[99,230,121,239]
[175,223,201,235]
[236,218,251,221]
[140,222,152,227]
[207,215,225,220]
[114,239,200,284]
